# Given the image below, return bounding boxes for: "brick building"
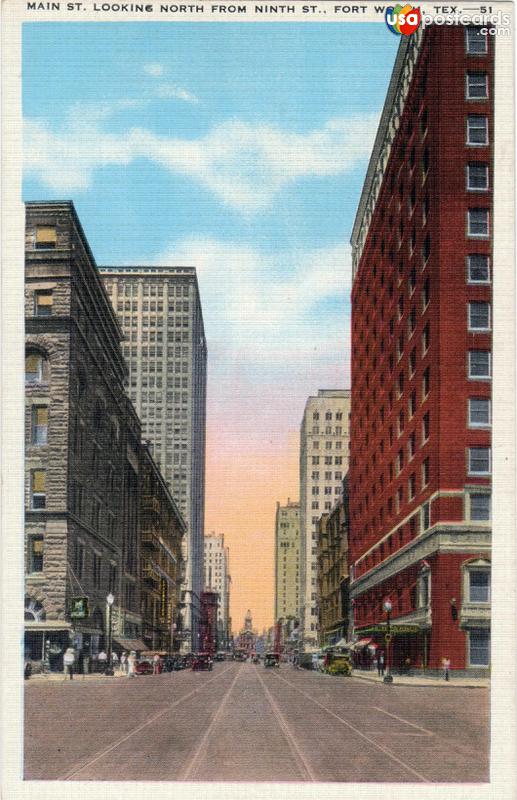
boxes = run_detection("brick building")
[141,445,186,652]
[317,478,350,647]
[24,201,144,671]
[349,27,492,675]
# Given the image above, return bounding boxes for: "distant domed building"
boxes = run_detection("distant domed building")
[236,609,257,654]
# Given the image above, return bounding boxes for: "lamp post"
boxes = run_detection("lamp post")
[383,598,393,684]
[105,593,115,676]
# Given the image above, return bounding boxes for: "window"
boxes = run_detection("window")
[408,474,416,500]
[422,458,430,487]
[422,367,430,398]
[422,412,430,442]
[31,406,48,445]
[93,553,102,589]
[469,629,490,667]
[422,323,430,354]
[469,569,490,603]
[35,226,57,249]
[468,446,491,475]
[470,493,491,521]
[422,234,431,265]
[421,501,430,531]
[28,535,44,573]
[34,290,53,317]
[468,209,489,238]
[469,398,491,427]
[467,163,489,191]
[469,350,491,379]
[469,301,490,330]
[467,115,488,145]
[408,431,416,460]
[468,254,490,283]
[466,26,488,54]
[25,352,48,384]
[409,390,417,418]
[422,277,430,309]
[30,470,46,509]
[74,541,84,579]
[466,72,488,100]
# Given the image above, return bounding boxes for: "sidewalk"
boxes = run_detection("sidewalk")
[27,671,129,683]
[351,669,489,689]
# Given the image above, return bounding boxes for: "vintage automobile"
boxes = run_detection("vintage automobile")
[134,659,154,675]
[192,653,213,671]
[324,652,352,676]
[215,652,226,662]
[264,652,280,668]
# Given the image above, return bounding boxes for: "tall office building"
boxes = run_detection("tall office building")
[299,390,351,648]
[101,266,207,651]
[274,500,301,623]
[204,532,231,650]
[349,26,492,674]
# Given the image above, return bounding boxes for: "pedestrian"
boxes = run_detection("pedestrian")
[442,656,451,681]
[127,651,136,678]
[63,647,75,680]
[120,651,127,674]
[97,650,108,673]
[153,653,161,675]
[378,652,385,677]
[112,651,119,672]
[372,655,378,673]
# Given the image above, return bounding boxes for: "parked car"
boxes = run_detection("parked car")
[134,659,153,675]
[264,653,280,668]
[192,653,213,671]
[215,652,226,662]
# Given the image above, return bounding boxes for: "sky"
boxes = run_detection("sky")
[23,22,399,633]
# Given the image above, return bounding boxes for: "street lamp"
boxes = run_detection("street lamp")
[105,593,115,676]
[383,598,393,684]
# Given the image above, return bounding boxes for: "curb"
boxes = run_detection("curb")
[351,672,489,689]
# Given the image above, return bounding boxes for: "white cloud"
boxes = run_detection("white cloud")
[143,63,164,76]
[154,83,200,104]
[24,106,378,213]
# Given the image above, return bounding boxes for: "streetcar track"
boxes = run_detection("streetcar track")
[371,705,434,736]
[254,666,317,782]
[180,665,243,780]
[268,670,431,783]
[60,664,236,781]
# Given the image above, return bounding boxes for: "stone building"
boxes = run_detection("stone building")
[316,478,350,647]
[204,533,231,650]
[299,389,351,648]
[141,444,186,652]
[274,500,301,623]
[24,201,144,672]
[100,266,207,652]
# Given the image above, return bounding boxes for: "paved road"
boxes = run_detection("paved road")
[24,662,489,782]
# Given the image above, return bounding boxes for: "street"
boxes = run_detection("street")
[25,662,489,783]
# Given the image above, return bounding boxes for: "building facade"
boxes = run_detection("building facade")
[316,478,350,647]
[141,445,186,652]
[236,610,257,655]
[299,389,351,648]
[349,26,492,674]
[24,201,144,672]
[204,532,231,650]
[274,500,301,623]
[101,267,207,651]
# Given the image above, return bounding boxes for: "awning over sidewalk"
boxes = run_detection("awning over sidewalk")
[113,638,148,652]
[352,638,373,650]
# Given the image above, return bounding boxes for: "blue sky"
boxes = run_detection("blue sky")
[23,21,398,625]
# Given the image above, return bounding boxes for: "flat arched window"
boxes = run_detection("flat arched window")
[25,351,49,384]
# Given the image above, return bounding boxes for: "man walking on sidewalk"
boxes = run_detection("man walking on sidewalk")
[442,656,451,681]
[63,647,75,680]
[378,652,385,677]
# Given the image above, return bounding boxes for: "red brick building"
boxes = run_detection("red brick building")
[349,26,492,675]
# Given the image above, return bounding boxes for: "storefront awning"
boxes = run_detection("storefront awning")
[352,638,373,650]
[113,638,148,652]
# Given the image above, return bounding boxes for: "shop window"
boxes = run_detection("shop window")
[469,629,490,667]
